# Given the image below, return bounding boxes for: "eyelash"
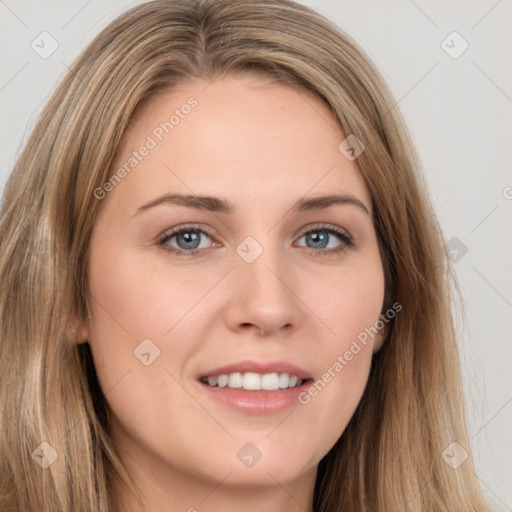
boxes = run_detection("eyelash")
[157,223,354,258]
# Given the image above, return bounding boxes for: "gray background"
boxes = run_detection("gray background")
[1,0,511,509]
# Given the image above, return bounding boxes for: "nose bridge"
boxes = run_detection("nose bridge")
[235,233,289,294]
[226,232,302,334]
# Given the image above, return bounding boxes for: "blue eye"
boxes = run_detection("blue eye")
[158,223,354,257]
[160,227,214,255]
[295,225,354,255]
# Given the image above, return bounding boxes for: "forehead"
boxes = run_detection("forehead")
[104,75,372,217]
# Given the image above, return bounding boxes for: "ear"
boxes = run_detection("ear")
[66,316,89,344]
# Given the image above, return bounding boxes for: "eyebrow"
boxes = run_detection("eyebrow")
[134,193,370,217]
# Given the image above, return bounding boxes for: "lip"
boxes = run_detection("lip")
[195,360,314,415]
[196,379,313,415]
[196,360,313,381]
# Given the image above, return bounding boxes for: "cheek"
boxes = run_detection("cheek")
[85,244,228,414]
[85,251,214,459]
[327,270,385,343]
[86,249,206,348]
[85,244,185,393]
[296,252,385,437]
[307,248,386,349]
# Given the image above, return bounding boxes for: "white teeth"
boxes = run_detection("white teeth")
[202,371,305,390]
[228,372,243,388]
[278,373,289,388]
[261,372,279,390]
[243,372,261,390]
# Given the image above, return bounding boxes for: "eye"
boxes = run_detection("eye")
[158,223,354,257]
[295,224,354,256]
[158,224,216,256]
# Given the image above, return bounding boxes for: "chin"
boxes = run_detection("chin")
[199,442,317,487]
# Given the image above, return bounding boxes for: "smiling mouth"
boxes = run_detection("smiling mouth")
[199,371,312,391]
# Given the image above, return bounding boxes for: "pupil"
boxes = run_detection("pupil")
[307,231,328,249]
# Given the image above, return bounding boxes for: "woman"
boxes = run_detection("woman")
[0,0,493,510]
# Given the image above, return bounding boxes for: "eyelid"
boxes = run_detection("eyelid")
[157,223,217,242]
[295,222,352,239]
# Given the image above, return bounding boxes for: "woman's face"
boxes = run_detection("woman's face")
[83,74,386,504]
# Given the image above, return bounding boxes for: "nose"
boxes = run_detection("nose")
[223,244,304,337]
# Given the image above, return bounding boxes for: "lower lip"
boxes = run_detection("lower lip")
[196,380,313,415]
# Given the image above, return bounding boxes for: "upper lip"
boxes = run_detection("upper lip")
[197,360,313,381]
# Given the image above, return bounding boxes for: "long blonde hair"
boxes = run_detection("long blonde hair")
[0,0,492,510]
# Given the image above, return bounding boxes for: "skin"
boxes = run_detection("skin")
[77,73,386,512]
